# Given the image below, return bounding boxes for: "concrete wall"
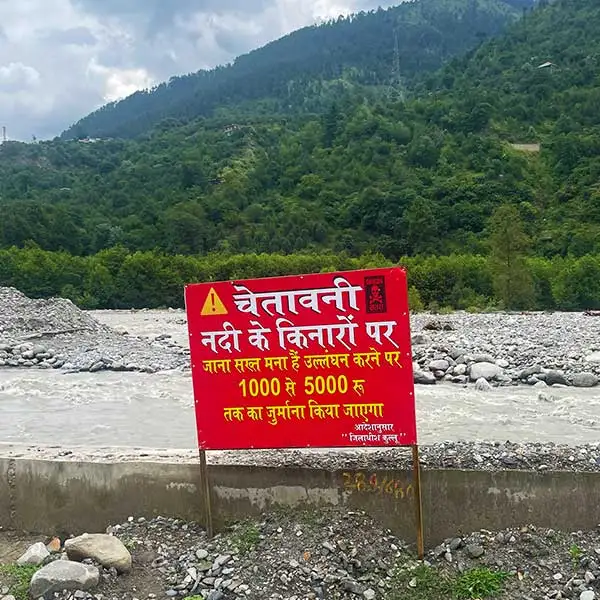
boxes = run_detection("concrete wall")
[2,457,599,549]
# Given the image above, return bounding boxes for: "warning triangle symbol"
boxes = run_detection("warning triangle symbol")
[200,288,228,316]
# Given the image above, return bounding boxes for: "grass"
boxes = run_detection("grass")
[228,520,261,554]
[569,543,583,569]
[0,564,41,600]
[388,562,510,600]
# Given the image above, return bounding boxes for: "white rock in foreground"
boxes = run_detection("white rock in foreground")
[29,560,99,597]
[16,541,50,566]
[64,533,132,573]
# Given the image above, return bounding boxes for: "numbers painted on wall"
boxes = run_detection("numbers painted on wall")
[342,472,413,500]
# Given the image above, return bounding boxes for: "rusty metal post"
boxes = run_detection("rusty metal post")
[199,450,214,538]
[412,444,425,559]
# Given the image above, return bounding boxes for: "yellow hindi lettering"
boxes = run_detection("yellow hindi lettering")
[234,357,262,373]
[202,359,232,374]
[223,407,245,422]
[266,401,306,426]
[352,350,381,369]
[384,351,402,367]
[246,406,264,421]
[343,402,385,422]
[308,399,340,420]
[264,356,289,371]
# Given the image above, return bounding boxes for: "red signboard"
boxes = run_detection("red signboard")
[184,267,417,450]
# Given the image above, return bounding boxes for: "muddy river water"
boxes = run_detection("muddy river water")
[1,310,599,449]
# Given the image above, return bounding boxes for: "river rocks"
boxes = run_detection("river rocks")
[0,287,188,373]
[16,541,50,566]
[469,362,503,381]
[572,372,599,387]
[29,560,99,597]
[406,311,600,387]
[64,533,132,573]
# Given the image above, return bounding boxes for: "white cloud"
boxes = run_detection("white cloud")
[0,0,396,141]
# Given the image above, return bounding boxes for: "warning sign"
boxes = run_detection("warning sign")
[200,288,228,316]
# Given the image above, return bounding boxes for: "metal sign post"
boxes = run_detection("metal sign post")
[198,449,214,538]
[412,444,425,559]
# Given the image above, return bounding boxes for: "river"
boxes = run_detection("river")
[1,310,599,449]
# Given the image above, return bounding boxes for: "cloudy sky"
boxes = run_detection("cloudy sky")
[0,0,396,141]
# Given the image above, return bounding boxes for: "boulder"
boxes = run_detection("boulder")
[16,542,50,566]
[429,359,449,373]
[545,370,569,386]
[414,370,436,385]
[572,373,598,388]
[469,362,502,381]
[30,560,99,598]
[64,533,132,573]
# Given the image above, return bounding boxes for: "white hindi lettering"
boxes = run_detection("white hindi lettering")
[276,315,358,351]
[231,277,362,318]
[365,321,399,349]
[247,321,271,351]
[200,322,242,354]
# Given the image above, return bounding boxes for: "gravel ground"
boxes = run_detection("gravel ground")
[1,441,599,473]
[0,288,188,373]
[1,509,599,600]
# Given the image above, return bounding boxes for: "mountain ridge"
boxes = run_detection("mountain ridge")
[61,0,533,140]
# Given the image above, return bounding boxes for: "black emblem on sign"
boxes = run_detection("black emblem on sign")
[365,276,387,314]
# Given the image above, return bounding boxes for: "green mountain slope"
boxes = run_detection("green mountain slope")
[60,0,531,140]
[0,0,597,264]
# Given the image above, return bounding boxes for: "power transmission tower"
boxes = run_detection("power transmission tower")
[388,29,405,102]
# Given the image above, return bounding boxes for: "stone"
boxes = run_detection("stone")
[469,362,502,381]
[584,352,600,363]
[29,560,99,598]
[17,541,50,566]
[572,373,598,388]
[363,590,376,600]
[520,364,542,379]
[580,591,595,600]
[429,359,449,372]
[545,370,569,386]
[411,334,430,345]
[466,544,485,558]
[64,533,132,573]
[196,549,209,560]
[496,358,510,368]
[474,377,492,391]
[47,537,62,553]
[414,370,436,385]
[453,364,467,376]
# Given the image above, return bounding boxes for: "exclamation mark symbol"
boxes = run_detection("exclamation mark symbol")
[201,287,227,316]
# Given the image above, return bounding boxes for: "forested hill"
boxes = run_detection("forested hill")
[61,0,532,140]
[1,0,599,266]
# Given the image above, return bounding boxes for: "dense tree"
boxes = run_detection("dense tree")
[487,204,534,309]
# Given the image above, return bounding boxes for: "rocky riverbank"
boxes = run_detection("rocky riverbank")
[0,288,188,373]
[1,286,600,387]
[1,509,599,600]
[409,312,600,388]
[2,441,599,473]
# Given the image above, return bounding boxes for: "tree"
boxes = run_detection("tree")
[487,204,534,309]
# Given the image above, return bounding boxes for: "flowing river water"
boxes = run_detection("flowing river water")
[1,310,599,449]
